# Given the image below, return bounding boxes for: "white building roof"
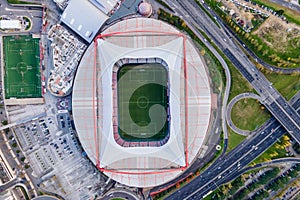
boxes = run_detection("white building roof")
[88,0,120,14]
[61,0,109,43]
[72,18,211,187]
[0,20,21,29]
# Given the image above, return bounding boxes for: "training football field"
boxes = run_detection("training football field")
[117,63,169,141]
[3,35,42,99]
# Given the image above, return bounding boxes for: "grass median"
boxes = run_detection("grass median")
[227,129,246,152]
[231,98,270,131]
[265,73,300,100]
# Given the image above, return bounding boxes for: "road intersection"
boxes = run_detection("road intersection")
[166,92,300,199]
[155,0,300,199]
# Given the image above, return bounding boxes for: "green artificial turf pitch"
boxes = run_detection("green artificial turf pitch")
[3,35,42,99]
[117,63,169,141]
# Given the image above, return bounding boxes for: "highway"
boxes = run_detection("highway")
[166,0,300,151]
[200,2,300,74]
[149,0,300,197]
[165,92,300,199]
[159,0,300,199]
[221,22,300,74]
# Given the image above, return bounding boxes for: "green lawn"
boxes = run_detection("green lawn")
[7,0,38,4]
[3,35,42,99]
[228,64,254,102]
[227,129,246,152]
[265,73,300,100]
[117,64,168,141]
[231,98,270,131]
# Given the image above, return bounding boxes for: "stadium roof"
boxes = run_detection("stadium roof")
[72,18,212,187]
[88,0,119,14]
[61,0,109,43]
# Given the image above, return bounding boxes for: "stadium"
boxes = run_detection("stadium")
[72,18,212,187]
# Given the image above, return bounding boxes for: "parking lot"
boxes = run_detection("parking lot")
[15,116,57,151]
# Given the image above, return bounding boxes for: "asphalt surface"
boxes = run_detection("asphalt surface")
[150,0,300,197]
[164,0,300,149]
[218,157,300,189]
[201,1,300,74]
[149,3,234,194]
[0,177,24,192]
[166,92,300,199]
[157,1,300,199]
[221,22,300,74]
[0,1,43,34]
[269,0,300,12]
[170,0,300,154]
[226,92,262,136]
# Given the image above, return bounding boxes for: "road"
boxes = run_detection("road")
[164,1,299,199]
[269,0,300,12]
[0,177,24,192]
[150,0,299,196]
[197,0,300,74]
[0,112,46,131]
[162,0,300,199]
[0,1,43,34]
[226,92,263,136]
[166,92,300,199]
[221,22,300,74]
[167,0,300,154]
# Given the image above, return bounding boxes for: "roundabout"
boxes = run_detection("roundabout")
[226,93,263,136]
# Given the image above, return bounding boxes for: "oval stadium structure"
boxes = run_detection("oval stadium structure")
[72,18,212,187]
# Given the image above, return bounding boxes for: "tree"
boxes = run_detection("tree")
[277,9,284,15]
[200,49,206,56]
[12,143,17,148]
[289,170,298,178]
[232,176,243,187]
[294,164,300,171]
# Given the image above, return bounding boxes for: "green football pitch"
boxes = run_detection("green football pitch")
[117,64,169,141]
[3,35,42,99]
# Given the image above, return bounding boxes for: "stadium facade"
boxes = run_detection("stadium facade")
[72,18,212,187]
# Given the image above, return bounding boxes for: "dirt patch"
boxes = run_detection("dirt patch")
[253,15,300,53]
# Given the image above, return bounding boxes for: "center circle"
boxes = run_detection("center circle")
[137,96,149,108]
[16,62,28,73]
